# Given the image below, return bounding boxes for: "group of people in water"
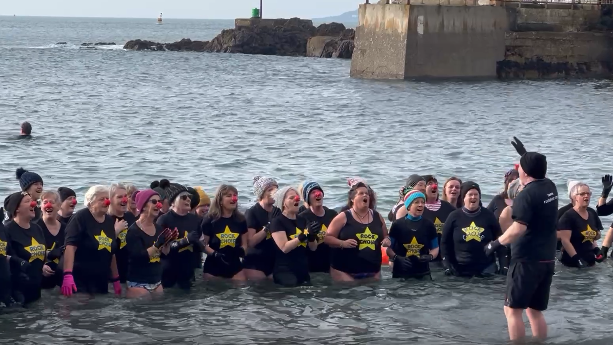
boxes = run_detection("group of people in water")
[1,135,612,341]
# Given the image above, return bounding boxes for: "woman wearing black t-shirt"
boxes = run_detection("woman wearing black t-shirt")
[558,183,603,268]
[387,190,439,279]
[326,180,390,282]
[37,190,66,289]
[108,183,137,284]
[442,182,506,277]
[0,219,15,306]
[125,189,176,298]
[62,185,122,297]
[270,186,319,286]
[200,185,248,281]
[3,191,46,305]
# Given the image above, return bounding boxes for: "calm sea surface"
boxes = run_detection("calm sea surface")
[1,16,613,345]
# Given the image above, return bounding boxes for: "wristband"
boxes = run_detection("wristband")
[110,276,120,283]
[63,270,73,276]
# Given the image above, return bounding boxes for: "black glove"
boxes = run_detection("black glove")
[444,268,454,276]
[599,246,609,261]
[511,136,527,156]
[601,175,613,199]
[154,229,171,249]
[47,245,64,262]
[419,254,433,262]
[393,254,413,271]
[499,266,509,275]
[234,246,246,258]
[170,237,190,251]
[484,240,501,257]
[213,251,230,265]
[307,221,321,242]
[572,254,587,268]
[298,233,307,242]
[9,256,30,273]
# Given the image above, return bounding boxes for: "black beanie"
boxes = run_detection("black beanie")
[460,181,481,203]
[16,167,43,191]
[150,180,167,200]
[58,187,76,202]
[187,187,200,210]
[4,192,29,218]
[421,175,437,184]
[520,152,547,179]
[160,180,188,204]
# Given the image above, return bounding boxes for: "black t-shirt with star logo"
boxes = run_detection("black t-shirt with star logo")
[557,208,602,264]
[156,210,200,281]
[201,215,247,254]
[299,206,338,273]
[440,208,501,272]
[423,201,455,262]
[389,217,438,276]
[5,220,46,291]
[244,203,276,261]
[270,214,309,276]
[64,208,116,281]
[111,212,137,283]
[125,222,164,284]
[37,219,66,267]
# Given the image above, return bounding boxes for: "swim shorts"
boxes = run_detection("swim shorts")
[504,261,555,311]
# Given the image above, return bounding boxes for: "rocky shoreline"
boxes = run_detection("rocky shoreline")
[122,18,355,59]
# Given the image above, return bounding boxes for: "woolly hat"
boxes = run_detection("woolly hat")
[273,186,297,211]
[58,187,76,202]
[134,189,159,213]
[421,175,437,184]
[160,179,188,204]
[567,180,580,199]
[187,187,200,210]
[302,181,323,203]
[404,190,425,210]
[460,181,481,202]
[16,168,43,191]
[4,191,30,218]
[194,187,211,206]
[253,176,278,200]
[401,174,426,196]
[150,180,167,200]
[520,152,547,180]
[508,179,522,200]
[347,177,367,189]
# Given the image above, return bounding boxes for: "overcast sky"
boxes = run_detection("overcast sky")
[2,0,362,19]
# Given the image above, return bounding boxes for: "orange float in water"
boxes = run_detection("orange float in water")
[381,247,389,265]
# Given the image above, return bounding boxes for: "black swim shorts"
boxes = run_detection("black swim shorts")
[504,261,555,311]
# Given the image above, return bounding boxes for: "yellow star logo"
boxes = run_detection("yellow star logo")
[356,227,378,250]
[118,229,128,249]
[94,230,113,252]
[0,240,6,256]
[150,250,161,263]
[177,231,193,252]
[25,238,46,262]
[434,217,443,235]
[216,226,239,248]
[49,242,59,264]
[462,222,484,242]
[403,237,424,257]
[290,228,307,247]
[581,225,597,243]
[317,224,327,244]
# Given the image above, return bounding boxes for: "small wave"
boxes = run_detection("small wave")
[22,43,124,50]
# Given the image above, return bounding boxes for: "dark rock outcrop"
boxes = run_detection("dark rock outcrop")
[123,18,354,59]
[94,42,116,45]
[333,40,355,59]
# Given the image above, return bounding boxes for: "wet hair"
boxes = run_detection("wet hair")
[441,177,463,208]
[40,190,60,203]
[207,184,244,222]
[569,182,590,206]
[500,170,519,199]
[84,185,109,208]
[109,183,127,198]
[343,183,376,211]
[21,121,32,135]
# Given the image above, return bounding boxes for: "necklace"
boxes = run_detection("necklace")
[352,207,370,223]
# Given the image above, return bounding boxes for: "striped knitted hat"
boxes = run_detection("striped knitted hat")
[404,190,425,209]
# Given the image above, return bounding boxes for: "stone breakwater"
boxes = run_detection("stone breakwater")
[123,18,355,59]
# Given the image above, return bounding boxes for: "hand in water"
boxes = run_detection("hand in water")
[341,239,357,249]
[601,174,613,198]
[511,136,527,156]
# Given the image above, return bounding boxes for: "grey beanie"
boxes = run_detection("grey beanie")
[273,186,296,211]
[253,175,278,200]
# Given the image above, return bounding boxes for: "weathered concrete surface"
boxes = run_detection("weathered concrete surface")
[404,5,508,79]
[497,31,613,79]
[350,4,411,79]
[507,7,601,32]
[307,36,338,57]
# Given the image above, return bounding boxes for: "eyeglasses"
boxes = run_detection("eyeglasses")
[577,192,592,197]
[150,199,161,204]
[180,194,191,201]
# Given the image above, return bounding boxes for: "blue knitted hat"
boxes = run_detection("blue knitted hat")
[16,167,43,191]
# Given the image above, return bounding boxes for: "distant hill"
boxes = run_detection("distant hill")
[313,10,358,23]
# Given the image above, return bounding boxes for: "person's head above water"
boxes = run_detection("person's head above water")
[20,121,32,136]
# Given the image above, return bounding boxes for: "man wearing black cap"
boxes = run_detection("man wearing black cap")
[484,137,558,342]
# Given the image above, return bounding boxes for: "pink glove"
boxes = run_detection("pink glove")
[61,272,77,297]
[112,278,122,296]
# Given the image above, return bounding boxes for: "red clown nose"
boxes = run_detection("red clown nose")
[156,202,163,209]
[231,195,238,203]
[30,201,38,208]
[121,196,129,204]
[431,183,438,191]
[514,164,520,171]
[103,198,111,206]
[43,202,53,209]
[294,195,300,202]
[71,199,77,206]
[314,191,323,199]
